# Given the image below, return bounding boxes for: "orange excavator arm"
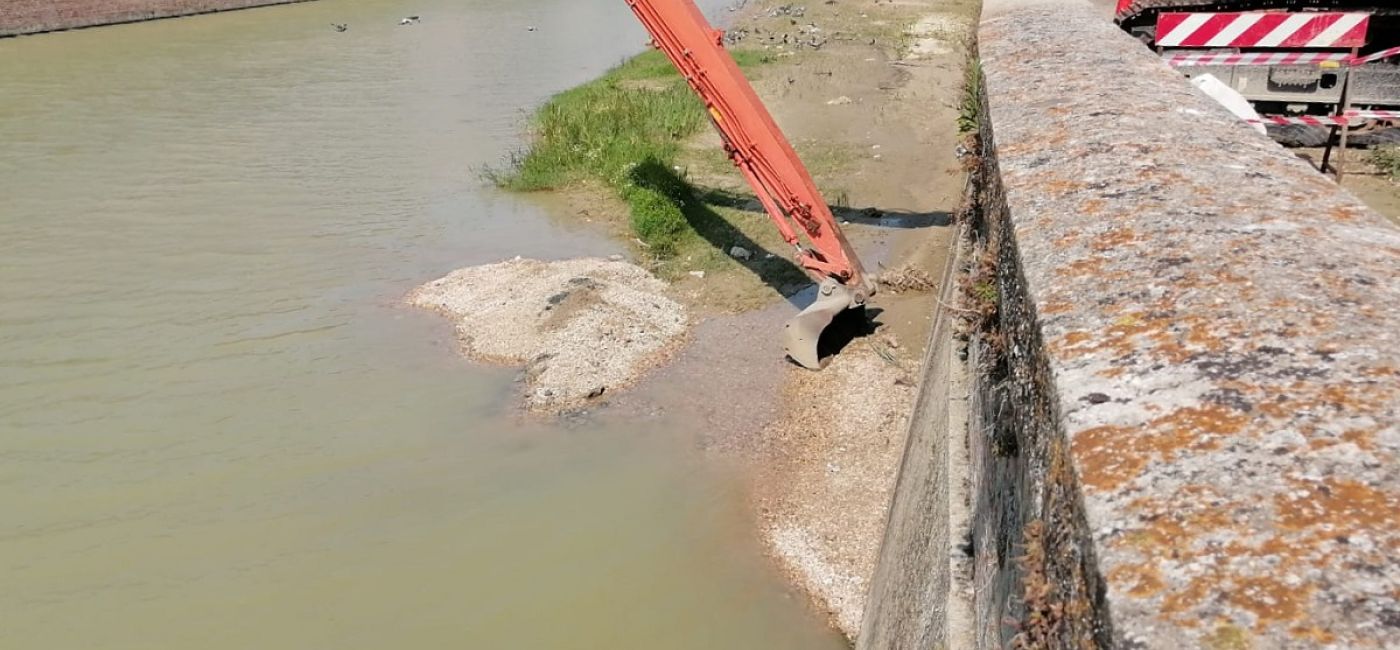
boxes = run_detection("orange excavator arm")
[624,0,875,368]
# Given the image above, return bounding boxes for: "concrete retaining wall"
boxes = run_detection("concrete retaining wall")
[858,210,971,649]
[861,0,1400,647]
[0,0,314,37]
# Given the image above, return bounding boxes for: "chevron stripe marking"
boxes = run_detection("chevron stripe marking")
[1156,12,1371,49]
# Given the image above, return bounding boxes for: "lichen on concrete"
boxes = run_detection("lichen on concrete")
[974,0,1400,647]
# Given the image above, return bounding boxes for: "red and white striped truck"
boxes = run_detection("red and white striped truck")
[1116,1,1399,142]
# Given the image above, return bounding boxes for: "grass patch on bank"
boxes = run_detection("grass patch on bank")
[1370,145,1400,179]
[489,49,773,259]
[957,57,982,134]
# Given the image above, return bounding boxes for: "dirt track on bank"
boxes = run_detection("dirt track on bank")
[610,0,977,637]
[717,1,974,635]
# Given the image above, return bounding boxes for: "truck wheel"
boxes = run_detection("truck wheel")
[1266,125,1329,148]
[1348,127,1400,148]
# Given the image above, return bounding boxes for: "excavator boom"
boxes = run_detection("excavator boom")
[624,0,875,369]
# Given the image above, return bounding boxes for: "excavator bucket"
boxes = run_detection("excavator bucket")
[625,0,877,368]
[783,279,864,370]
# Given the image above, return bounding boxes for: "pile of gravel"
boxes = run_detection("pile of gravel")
[409,257,688,411]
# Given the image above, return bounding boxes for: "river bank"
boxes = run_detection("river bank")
[466,0,979,638]
[0,0,314,37]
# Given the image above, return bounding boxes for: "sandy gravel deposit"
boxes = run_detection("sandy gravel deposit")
[754,345,916,636]
[409,257,688,411]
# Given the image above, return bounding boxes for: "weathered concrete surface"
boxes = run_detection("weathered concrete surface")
[964,0,1400,647]
[857,221,973,650]
[0,0,313,37]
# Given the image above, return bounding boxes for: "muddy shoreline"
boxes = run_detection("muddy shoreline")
[0,0,316,37]
[421,0,978,640]
[671,0,975,637]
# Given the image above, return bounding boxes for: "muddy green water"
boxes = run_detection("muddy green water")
[0,1,848,647]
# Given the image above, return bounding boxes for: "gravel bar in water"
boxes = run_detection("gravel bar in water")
[410,257,689,412]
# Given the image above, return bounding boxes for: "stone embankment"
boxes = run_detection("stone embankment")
[860,0,1400,648]
[0,0,313,37]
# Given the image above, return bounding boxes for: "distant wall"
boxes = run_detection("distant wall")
[0,0,314,37]
[861,0,1400,647]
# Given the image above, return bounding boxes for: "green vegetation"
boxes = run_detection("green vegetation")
[489,49,772,258]
[958,57,983,135]
[969,280,997,307]
[1370,145,1400,180]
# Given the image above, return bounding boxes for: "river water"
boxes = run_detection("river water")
[0,1,848,647]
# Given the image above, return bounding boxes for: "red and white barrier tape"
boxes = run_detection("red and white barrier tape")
[1349,109,1400,121]
[1352,46,1400,65]
[1248,111,1400,126]
[1251,115,1354,126]
[1157,12,1370,49]
[1166,45,1399,69]
[1164,51,1351,67]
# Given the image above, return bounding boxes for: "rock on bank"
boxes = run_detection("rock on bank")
[0,0,315,37]
[410,258,688,412]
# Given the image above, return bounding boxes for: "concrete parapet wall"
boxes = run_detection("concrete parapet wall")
[969,0,1400,647]
[0,0,313,37]
[860,0,1400,648]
